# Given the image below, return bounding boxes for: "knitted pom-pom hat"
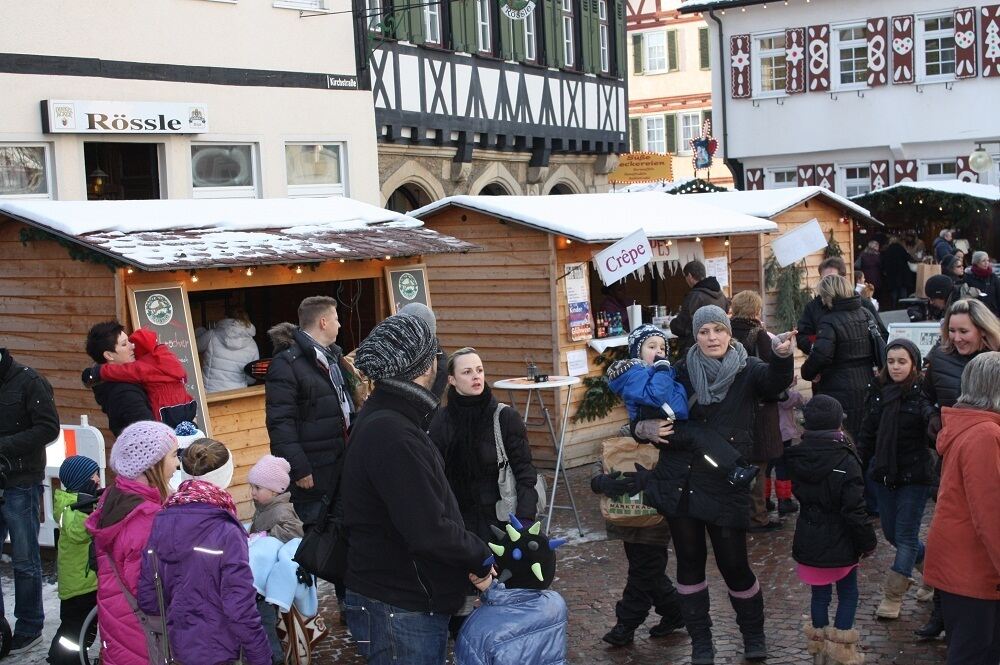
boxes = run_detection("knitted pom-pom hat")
[248,455,292,494]
[110,421,177,480]
[355,314,437,382]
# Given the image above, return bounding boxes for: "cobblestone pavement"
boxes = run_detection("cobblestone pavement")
[313,466,948,664]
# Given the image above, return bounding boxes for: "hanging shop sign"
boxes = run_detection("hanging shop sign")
[501,0,537,20]
[691,119,718,172]
[41,100,209,134]
[595,229,652,286]
[608,152,674,185]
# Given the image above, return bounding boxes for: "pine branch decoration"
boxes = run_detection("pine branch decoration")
[823,228,843,258]
[764,253,812,333]
[572,345,630,423]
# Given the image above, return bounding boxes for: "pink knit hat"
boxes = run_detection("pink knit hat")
[247,455,291,494]
[110,421,177,480]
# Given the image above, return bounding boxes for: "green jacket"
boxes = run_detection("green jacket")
[55,487,98,600]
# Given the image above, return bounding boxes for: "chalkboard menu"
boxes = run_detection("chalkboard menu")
[384,263,432,314]
[127,283,212,436]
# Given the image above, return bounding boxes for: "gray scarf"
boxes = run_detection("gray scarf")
[685,342,748,405]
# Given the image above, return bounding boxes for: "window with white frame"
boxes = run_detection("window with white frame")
[598,0,609,73]
[424,1,441,43]
[562,0,575,67]
[918,15,956,80]
[285,143,345,197]
[924,160,958,180]
[769,168,797,189]
[834,24,868,87]
[679,113,701,154]
[842,165,872,197]
[476,0,491,53]
[0,144,51,198]
[273,0,325,10]
[644,32,666,72]
[191,144,257,199]
[364,0,381,31]
[644,116,666,153]
[524,9,537,61]
[755,34,787,95]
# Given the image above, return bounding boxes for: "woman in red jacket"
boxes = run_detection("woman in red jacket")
[924,352,1000,664]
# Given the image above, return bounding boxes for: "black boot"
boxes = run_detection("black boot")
[729,589,767,661]
[649,591,685,637]
[678,589,715,665]
[914,593,945,639]
[601,623,635,647]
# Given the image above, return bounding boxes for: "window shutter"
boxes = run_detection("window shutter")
[590,0,603,74]
[667,30,679,71]
[701,109,711,127]
[632,34,644,73]
[890,16,914,83]
[806,25,830,91]
[452,0,470,52]
[501,16,515,60]
[983,5,1000,77]
[543,0,564,68]
[785,27,806,93]
[401,2,425,44]
[955,7,978,79]
[579,0,594,73]
[614,0,626,76]
[513,18,526,61]
[699,27,710,69]
[865,18,888,86]
[465,0,479,52]
[629,118,642,152]
[730,34,751,98]
[665,114,677,154]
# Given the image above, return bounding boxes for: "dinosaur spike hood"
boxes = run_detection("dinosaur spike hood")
[488,514,565,590]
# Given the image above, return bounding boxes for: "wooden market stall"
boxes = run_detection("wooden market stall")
[411,192,777,469]
[0,197,474,518]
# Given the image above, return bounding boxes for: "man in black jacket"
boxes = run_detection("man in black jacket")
[84,321,154,436]
[265,296,353,528]
[670,260,730,353]
[343,314,492,664]
[797,257,886,354]
[0,349,60,654]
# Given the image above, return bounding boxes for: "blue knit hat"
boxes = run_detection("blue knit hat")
[627,324,667,359]
[59,455,100,492]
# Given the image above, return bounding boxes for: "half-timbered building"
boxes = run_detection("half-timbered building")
[359,0,630,207]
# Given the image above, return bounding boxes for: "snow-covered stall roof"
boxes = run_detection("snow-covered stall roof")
[679,0,769,13]
[0,197,476,271]
[684,187,883,225]
[859,179,1000,203]
[410,192,777,242]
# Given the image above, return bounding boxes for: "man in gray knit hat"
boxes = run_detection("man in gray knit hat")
[342,314,493,664]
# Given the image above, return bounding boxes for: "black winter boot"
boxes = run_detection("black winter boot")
[601,622,635,646]
[649,591,685,637]
[914,593,945,639]
[678,589,715,665]
[729,589,768,661]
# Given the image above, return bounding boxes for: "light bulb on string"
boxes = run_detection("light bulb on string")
[295,265,303,274]
[695,236,702,243]
[724,237,731,247]
[246,267,253,277]
[339,258,345,263]
[126,267,134,274]
[190,271,199,283]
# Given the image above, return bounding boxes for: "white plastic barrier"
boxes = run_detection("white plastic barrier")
[40,416,107,548]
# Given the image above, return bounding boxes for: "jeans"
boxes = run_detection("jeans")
[257,597,284,665]
[873,483,930,577]
[344,590,450,665]
[810,568,860,631]
[940,590,1000,665]
[0,485,44,637]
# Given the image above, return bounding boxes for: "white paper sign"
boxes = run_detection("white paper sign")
[771,219,827,267]
[566,349,590,377]
[649,239,705,265]
[595,229,653,286]
[704,256,729,288]
[887,322,942,359]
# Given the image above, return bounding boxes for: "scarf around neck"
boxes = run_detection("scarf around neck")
[444,385,496,510]
[166,479,238,519]
[685,342,748,405]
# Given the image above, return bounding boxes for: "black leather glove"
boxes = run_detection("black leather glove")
[624,463,652,494]
[591,472,632,498]
[606,358,644,382]
[928,414,942,440]
[81,365,100,388]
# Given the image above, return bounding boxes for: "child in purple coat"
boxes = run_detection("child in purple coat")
[138,438,271,665]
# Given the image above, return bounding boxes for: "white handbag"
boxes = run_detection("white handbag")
[493,403,547,522]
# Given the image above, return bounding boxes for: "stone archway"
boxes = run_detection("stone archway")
[386,182,434,213]
[548,183,574,194]
[478,182,511,195]
[380,160,447,208]
[467,162,523,197]
[542,164,587,195]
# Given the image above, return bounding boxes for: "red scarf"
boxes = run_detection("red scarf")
[972,264,993,279]
[166,479,238,519]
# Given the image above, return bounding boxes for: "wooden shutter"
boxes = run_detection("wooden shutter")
[982,5,1000,77]
[512,17,526,61]
[451,0,469,52]
[745,169,764,191]
[890,16,914,84]
[500,16,515,60]
[865,18,888,86]
[629,118,642,152]
[543,0,561,68]
[797,166,815,187]
[633,34,644,73]
[957,156,979,183]
[955,8,978,79]
[730,34,751,98]
[699,27,710,69]
[870,161,889,190]
[614,0,626,76]
[667,30,679,71]
[399,1,425,44]
[579,0,597,74]
[590,0,603,73]
[815,164,835,191]
[785,27,806,93]
[665,114,677,154]
[807,25,831,91]
[894,160,918,183]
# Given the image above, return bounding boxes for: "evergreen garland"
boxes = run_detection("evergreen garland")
[823,228,843,259]
[19,227,125,272]
[764,253,812,333]
[573,345,630,423]
[852,187,996,246]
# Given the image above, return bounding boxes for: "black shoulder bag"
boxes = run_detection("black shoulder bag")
[292,457,348,584]
[863,309,887,370]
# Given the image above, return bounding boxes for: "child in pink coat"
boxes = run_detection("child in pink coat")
[86,421,178,665]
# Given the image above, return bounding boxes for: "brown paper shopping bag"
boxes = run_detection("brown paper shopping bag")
[599,437,663,527]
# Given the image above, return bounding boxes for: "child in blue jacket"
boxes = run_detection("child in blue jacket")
[607,325,759,487]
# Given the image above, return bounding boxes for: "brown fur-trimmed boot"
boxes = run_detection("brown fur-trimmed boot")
[824,627,865,665]
[913,560,935,602]
[875,570,911,619]
[804,623,827,664]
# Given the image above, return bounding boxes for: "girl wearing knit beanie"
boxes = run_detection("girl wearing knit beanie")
[138,439,271,665]
[85,421,179,665]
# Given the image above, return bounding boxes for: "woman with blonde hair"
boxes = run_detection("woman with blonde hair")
[801,275,878,441]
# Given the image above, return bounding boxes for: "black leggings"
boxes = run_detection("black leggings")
[667,515,757,592]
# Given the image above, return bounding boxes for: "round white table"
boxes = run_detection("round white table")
[493,376,583,535]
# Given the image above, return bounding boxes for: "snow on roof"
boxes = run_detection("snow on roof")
[684,186,882,224]
[410,192,777,242]
[680,0,768,13]
[862,179,1000,202]
[0,197,476,270]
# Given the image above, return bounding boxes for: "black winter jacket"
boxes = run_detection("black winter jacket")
[264,324,350,505]
[858,381,935,487]
[428,394,539,538]
[342,382,490,614]
[800,296,877,438]
[669,277,729,352]
[797,295,885,355]
[960,270,1000,315]
[638,351,794,529]
[0,350,60,487]
[786,431,877,567]
[923,345,983,410]
[92,380,153,436]
[730,317,783,462]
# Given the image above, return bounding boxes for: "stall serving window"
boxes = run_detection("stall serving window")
[587,254,691,341]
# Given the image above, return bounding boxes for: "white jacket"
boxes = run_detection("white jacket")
[196,318,260,392]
